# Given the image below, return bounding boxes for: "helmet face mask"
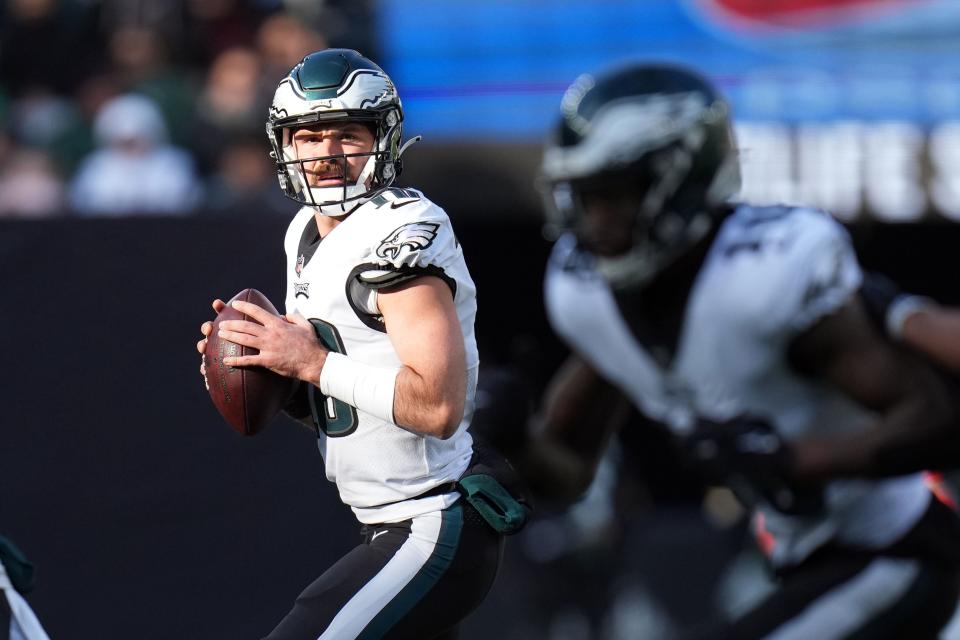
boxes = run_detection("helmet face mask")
[540,63,741,289]
[266,49,408,216]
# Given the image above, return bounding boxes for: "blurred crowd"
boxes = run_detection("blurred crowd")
[0,0,375,219]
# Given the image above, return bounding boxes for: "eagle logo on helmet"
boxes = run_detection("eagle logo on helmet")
[376,222,440,261]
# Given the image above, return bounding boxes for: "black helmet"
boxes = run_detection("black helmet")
[539,63,741,288]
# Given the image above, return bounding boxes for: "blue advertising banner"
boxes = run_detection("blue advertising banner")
[378,0,960,221]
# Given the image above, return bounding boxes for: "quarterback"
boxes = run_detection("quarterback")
[533,63,960,638]
[198,49,505,639]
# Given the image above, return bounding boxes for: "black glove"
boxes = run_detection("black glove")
[681,415,824,516]
[859,271,905,335]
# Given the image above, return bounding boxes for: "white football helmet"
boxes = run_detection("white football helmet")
[266,49,418,216]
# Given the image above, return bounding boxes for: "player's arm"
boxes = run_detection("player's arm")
[861,271,960,372]
[219,276,466,439]
[787,294,960,480]
[899,306,960,372]
[524,353,632,500]
[377,275,467,439]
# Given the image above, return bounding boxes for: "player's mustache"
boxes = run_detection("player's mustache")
[304,161,347,180]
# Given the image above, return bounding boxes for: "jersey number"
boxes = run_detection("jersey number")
[307,318,359,437]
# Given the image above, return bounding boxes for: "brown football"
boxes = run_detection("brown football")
[204,288,297,436]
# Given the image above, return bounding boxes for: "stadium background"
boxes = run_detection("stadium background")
[2,0,959,638]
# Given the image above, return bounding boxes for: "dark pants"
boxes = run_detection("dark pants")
[264,502,503,640]
[699,497,960,640]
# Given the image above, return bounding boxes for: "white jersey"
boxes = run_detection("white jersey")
[545,204,929,568]
[284,187,478,524]
[0,561,49,640]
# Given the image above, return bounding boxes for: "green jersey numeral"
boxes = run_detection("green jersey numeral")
[308,318,359,437]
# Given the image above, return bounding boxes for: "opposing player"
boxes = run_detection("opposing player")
[534,62,960,638]
[197,49,512,639]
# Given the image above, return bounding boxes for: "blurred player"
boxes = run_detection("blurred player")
[534,62,960,639]
[197,49,518,639]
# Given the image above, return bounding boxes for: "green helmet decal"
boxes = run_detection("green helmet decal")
[293,49,386,100]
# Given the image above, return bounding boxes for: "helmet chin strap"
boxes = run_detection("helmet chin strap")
[597,243,662,290]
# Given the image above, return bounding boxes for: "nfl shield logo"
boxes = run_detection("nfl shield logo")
[296,254,305,276]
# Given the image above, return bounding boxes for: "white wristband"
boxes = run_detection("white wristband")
[886,294,934,340]
[319,352,399,423]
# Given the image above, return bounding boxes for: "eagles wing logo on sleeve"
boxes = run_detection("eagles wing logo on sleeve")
[375,222,440,261]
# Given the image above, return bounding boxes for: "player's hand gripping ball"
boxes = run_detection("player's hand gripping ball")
[204,289,297,436]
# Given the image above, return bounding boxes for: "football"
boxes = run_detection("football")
[204,288,297,436]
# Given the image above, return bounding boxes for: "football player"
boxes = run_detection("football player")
[197,49,515,639]
[533,63,960,638]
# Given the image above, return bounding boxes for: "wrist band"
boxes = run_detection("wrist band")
[886,294,934,340]
[319,352,399,423]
